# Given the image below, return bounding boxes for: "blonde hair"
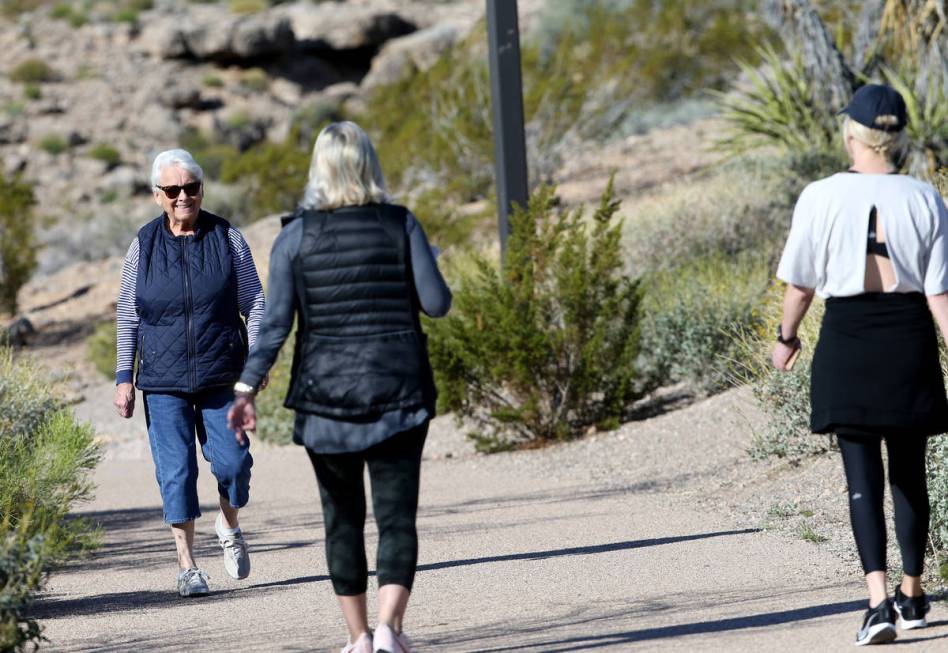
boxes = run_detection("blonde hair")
[301,121,389,210]
[843,116,908,165]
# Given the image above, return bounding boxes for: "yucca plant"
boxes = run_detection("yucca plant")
[882,65,948,177]
[714,44,841,158]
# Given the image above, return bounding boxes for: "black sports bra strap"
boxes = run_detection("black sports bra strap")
[866,206,890,258]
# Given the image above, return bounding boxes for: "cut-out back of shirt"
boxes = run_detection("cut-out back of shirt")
[864,205,895,292]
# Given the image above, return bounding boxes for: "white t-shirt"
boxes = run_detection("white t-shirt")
[776,172,948,298]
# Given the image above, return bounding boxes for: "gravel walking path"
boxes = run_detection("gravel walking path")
[34,388,948,651]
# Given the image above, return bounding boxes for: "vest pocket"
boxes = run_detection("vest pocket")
[294,329,428,417]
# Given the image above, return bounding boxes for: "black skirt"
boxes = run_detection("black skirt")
[810,292,948,436]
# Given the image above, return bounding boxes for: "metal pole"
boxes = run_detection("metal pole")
[486,0,528,260]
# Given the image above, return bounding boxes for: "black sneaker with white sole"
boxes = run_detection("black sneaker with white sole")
[893,586,930,630]
[855,599,897,646]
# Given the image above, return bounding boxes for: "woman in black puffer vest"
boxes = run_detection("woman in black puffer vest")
[228,121,451,653]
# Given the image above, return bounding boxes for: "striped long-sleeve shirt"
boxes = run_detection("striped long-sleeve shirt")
[114,227,266,385]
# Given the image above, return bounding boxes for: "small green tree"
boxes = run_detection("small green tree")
[0,175,37,315]
[426,183,644,451]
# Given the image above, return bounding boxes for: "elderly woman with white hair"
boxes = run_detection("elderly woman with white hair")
[113,149,266,597]
[773,84,948,645]
[228,121,451,653]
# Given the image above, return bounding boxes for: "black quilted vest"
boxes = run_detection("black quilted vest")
[283,203,435,418]
[135,210,246,393]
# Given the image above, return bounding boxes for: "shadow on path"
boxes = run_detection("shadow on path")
[250,529,760,591]
[475,599,871,652]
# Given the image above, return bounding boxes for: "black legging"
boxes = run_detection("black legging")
[306,422,428,596]
[837,431,929,576]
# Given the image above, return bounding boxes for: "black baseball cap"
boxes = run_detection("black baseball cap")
[839,84,908,132]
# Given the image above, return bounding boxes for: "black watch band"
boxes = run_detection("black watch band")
[776,324,798,345]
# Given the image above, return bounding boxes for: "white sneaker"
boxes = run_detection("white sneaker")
[176,567,209,597]
[215,512,250,580]
[341,632,373,653]
[373,624,414,653]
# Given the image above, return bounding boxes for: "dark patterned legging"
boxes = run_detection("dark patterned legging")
[837,431,929,577]
[306,422,428,596]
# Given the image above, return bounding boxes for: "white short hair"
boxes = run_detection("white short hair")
[843,117,908,165]
[301,121,389,210]
[150,149,204,189]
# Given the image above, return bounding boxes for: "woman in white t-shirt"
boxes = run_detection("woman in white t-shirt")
[774,84,948,646]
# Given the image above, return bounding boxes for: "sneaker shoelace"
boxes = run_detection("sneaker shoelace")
[221,532,247,560]
[183,568,209,586]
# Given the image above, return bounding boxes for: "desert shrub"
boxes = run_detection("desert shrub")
[86,321,117,380]
[38,134,68,155]
[22,83,40,101]
[426,183,644,451]
[240,68,269,93]
[623,154,837,278]
[0,349,101,650]
[88,143,120,168]
[229,0,267,13]
[733,287,833,459]
[0,174,37,315]
[203,74,224,88]
[8,58,55,83]
[50,2,86,26]
[639,252,770,395]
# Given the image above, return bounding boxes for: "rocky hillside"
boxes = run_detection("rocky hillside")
[0,0,508,274]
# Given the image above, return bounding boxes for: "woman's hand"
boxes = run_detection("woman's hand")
[114,383,135,418]
[228,395,257,446]
[772,339,802,372]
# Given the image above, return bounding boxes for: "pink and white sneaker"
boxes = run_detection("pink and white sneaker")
[373,624,414,653]
[341,632,373,653]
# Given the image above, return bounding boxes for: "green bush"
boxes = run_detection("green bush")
[8,58,55,84]
[0,349,101,650]
[88,143,120,168]
[229,0,267,14]
[639,253,770,395]
[38,134,68,155]
[86,321,116,380]
[0,174,37,315]
[22,83,40,101]
[426,183,644,451]
[203,74,224,88]
[240,68,269,93]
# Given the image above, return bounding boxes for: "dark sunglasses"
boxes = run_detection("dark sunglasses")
[156,181,202,199]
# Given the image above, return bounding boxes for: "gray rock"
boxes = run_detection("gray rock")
[281,1,416,51]
[3,316,35,347]
[139,9,294,62]
[361,23,458,89]
[100,165,146,198]
[0,116,27,145]
[158,80,203,110]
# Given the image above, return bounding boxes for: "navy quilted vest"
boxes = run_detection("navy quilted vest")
[135,210,246,393]
[284,203,436,418]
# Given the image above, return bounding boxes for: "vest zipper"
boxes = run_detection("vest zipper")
[182,237,196,392]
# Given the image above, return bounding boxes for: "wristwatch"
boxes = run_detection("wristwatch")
[776,324,799,346]
[233,381,256,396]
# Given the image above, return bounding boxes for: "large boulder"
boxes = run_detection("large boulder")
[279,1,417,51]
[139,8,295,62]
[360,23,459,90]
